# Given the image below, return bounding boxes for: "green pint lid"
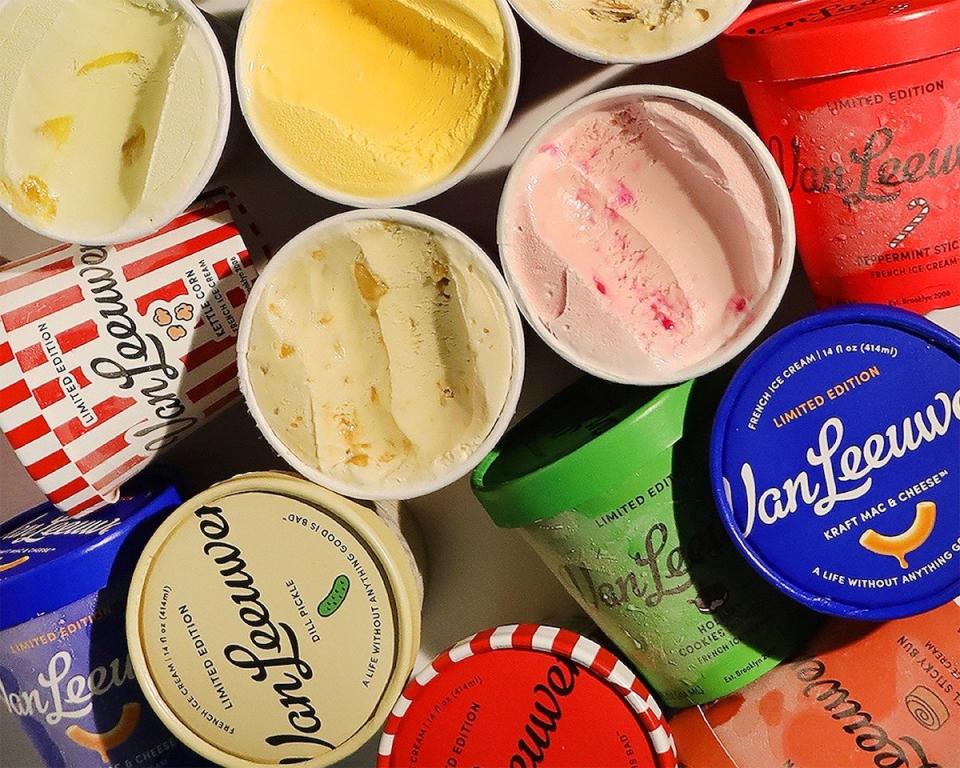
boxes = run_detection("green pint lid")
[472,378,694,527]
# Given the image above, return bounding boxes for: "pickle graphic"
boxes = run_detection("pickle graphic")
[66,702,140,764]
[318,574,350,617]
[859,501,937,569]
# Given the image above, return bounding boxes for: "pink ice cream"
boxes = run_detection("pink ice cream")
[501,94,782,381]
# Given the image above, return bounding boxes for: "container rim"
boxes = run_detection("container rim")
[497,84,796,387]
[237,209,526,501]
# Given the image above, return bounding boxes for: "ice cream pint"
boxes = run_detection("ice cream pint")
[670,598,960,768]
[125,472,423,768]
[0,473,202,768]
[499,86,795,386]
[0,0,231,245]
[0,190,266,516]
[236,0,520,207]
[507,0,750,64]
[378,624,678,768]
[712,306,960,620]
[472,376,817,708]
[239,210,525,501]
[719,0,960,334]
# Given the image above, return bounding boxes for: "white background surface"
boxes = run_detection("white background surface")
[0,1,819,765]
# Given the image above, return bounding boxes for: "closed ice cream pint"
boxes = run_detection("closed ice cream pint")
[125,472,423,768]
[378,625,679,768]
[712,306,960,619]
[239,210,525,500]
[0,191,264,516]
[236,0,520,206]
[0,0,230,244]
[472,376,817,708]
[499,86,794,385]
[670,599,960,768]
[719,0,960,333]
[0,474,199,768]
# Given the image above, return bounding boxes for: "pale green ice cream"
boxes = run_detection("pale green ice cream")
[0,0,223,241]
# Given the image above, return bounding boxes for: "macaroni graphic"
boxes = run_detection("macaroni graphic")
[859,501,937,569]
[66,702,141,764]
[0,555,29,572]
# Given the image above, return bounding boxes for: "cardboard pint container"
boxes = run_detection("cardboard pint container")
[0,190,268,516]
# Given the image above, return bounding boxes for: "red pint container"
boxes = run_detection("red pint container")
[719,0,960,326]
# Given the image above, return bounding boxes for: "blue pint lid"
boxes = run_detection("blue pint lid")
[711,306,960,620]
[0,472,181,630]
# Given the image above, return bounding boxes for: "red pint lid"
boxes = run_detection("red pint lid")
[377,625,677,768]
[719,0,960,82]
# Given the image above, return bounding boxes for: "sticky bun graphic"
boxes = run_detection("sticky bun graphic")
[859,501,936,569]
[905,685,949,731]
[66,702,141,763]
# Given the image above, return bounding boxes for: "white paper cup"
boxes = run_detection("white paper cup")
[507,0,752,64]
[235,0,521,209]
[0,0,232,246]
[238,209,526,501]
[498,85,796,387]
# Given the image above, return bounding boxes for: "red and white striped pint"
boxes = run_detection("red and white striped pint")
[0,190,266,515]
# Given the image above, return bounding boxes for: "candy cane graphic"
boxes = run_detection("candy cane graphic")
[889,197,930,249]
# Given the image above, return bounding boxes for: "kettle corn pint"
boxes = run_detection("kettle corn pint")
[0,191,264,516]
[472,376,817,708]
[125,473,422,768]
[0,0,230,244]
[0,473,205,768]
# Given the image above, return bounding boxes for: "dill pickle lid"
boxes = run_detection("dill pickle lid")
[125,472,421,768]
[472,378,695,528]
[711,306,960,620]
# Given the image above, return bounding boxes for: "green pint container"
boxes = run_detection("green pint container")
[472,377,816,707]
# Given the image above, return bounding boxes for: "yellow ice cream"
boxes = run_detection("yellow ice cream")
[239,0,511,200]
[513,0,742,60]
[0,0,223,242]
[246,219,515,493]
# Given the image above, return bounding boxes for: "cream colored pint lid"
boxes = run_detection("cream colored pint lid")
[126,472,421,768]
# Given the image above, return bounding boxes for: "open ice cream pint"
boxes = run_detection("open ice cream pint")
[235,0,521,209]
[125,472,423,768]
[0,0,231,245]
[238,210,526,501]
[499,85,795,386]
[508,0,751,64]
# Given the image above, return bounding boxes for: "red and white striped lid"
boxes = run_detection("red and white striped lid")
[378,624,678,768]
[0,189,268,515]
